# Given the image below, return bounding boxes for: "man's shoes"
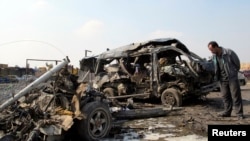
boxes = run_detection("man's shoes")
[237,115,245,120]
[217,112,231,117]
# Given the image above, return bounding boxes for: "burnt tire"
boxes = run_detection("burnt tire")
[78,101,112,141]
[0,135,16,141]
[161,88,182,107]
[112,107,171,120]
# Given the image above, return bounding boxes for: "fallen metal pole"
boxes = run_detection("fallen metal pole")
[0,57,70,112]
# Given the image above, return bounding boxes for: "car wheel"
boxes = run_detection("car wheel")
[161,88,182,107]
[78,101,112,141]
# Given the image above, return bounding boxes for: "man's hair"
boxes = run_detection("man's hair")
[208,41,219,48]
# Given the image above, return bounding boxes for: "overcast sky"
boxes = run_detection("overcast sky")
[0,0,250,68]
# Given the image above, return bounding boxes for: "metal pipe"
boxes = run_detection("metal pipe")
[0,57,70,112]
[108,93,150,99]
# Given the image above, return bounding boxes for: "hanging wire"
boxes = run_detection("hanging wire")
[0,39,66,56]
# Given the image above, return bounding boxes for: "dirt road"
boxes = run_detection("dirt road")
[175,82,250,134]
[104,82,250,140]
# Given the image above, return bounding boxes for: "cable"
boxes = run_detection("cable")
[0,40,66,56]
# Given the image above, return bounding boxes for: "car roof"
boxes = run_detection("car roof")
[97,38,190,59]
[79,38,193,72]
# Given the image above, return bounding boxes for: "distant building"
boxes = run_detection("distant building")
[241,63,250,70]
[0,66,35,77]
[0,64,8,68]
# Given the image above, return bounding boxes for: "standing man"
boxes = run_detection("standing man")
[208,41,244,120]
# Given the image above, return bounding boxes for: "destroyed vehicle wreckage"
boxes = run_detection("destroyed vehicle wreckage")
[79,38,217,107]
[0,58,113,141]
[0,56,172,141]
[0,38,217,141]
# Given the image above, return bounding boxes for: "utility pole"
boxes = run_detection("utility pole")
[85,50,92,57]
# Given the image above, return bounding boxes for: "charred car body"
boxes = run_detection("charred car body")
[79,38,217,107]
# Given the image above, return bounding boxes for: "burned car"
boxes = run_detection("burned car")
[79,38,217,107]
[0,58,112,141]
